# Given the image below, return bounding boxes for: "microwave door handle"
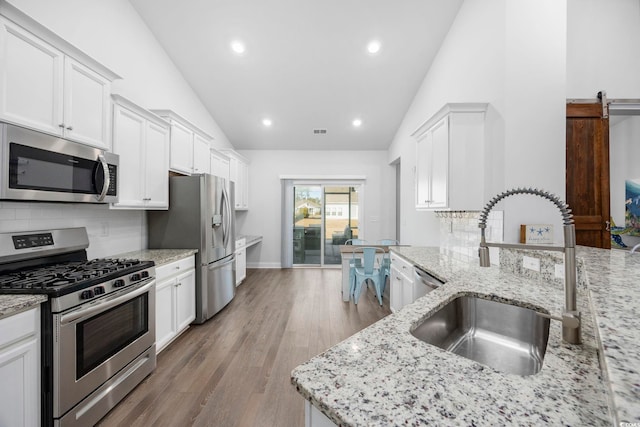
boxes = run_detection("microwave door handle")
[95,154,110,201]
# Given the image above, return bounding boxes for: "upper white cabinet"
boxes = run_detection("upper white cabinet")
[222,150,249,210]
[413,103,488,211]
[111,95,170,210]
[151,110,213,176]
[210,149,230,181]
[0,12,118,150]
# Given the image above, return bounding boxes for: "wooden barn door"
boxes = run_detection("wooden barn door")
[566,102,611,248]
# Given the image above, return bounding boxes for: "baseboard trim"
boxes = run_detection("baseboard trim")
[247,262,282,269]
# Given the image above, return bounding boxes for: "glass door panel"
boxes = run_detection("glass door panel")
[293,186,322,265]
[324,186,359,265]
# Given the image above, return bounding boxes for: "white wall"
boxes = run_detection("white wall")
[388,0,567,246]
[6,0,232,150]
[567,0,640,98]
[237,150,395,268]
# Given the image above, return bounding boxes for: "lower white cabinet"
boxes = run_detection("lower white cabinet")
[155,256,196,353]
[389,253,416,313]
[305,401,337,427]
[235,238,246,286]
[0,306,40,427]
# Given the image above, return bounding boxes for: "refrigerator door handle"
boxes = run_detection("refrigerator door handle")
[221,184,232,249]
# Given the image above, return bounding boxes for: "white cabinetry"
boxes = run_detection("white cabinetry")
[222,150,249,210]
[413,103,487,210]
[155,256,196,353]
[235,238,246,286]
[151,110,213,176]
[210,149,230,181]
[389,252,416,313]
[111,95,170,210]
[0,15,118,150]
[0,306,40,427]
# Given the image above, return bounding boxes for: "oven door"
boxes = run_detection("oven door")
[1,123,118,203]
[53,278,155,419]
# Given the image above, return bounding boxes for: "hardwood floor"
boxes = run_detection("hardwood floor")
[97,268,391,427]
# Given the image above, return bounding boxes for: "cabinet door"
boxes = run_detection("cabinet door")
[428,117,449,209]
[192,134,211,174]
[155,277,176,353]
[112,105,145,207]
[175,270,196,333]
[389,265,403,313]
[236,248,246,285]
[0,17,64,136]
[63,57,111,149]
[210,151,230,181]
[0,337,40,427]
[239,161,249,209]
[169,121,194,174]
[415,132,432,209]
[144,121,170,209]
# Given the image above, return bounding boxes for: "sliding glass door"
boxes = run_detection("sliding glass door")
[293,184,360,266]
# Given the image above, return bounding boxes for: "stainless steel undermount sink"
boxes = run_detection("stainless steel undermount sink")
[411,295,550,376]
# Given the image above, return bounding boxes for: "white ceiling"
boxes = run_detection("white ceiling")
[129,0,464,151]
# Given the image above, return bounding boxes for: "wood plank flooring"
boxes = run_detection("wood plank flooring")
[97,268,391,427]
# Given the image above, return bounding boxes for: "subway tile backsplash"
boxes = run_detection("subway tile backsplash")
[438,210,503,263]
[0,202,146,259]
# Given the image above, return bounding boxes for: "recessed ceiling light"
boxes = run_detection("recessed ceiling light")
[367,40,381,55]
[231,40,246,55]
[262,118,272,127]
[352,118,362,127]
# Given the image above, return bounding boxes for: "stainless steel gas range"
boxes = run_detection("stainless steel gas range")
[0,227,156,427]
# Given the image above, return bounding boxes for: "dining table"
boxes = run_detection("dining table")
[338,244,396,302]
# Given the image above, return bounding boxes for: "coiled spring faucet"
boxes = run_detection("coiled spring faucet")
[478,187,581,345]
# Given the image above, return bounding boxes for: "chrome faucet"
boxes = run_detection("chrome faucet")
[478,188,581,345]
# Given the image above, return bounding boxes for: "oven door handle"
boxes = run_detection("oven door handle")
[60,279,155,325]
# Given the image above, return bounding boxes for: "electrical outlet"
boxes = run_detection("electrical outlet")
[555,263,564,279]
[523,256,540,272]
[100,222,109,237]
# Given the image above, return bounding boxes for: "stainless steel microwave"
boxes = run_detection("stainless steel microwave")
[0,123,118,203]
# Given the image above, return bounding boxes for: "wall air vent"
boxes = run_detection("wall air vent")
[313,129,327,134]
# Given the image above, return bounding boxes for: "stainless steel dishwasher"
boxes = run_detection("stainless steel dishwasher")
[413,266,445,299]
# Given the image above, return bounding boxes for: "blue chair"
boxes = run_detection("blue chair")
[377,240,398,293]
[344,239,366,281]
[352,247,385,305]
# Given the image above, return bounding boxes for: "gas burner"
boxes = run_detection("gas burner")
[0,258,149,293]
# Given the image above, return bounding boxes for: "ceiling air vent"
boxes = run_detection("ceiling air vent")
[313,129,327,135]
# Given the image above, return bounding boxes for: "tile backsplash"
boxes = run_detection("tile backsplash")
[439,210,503,263]
[0,202,146,259]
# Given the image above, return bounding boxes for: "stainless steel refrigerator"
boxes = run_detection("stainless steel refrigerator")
[148,174,236,323]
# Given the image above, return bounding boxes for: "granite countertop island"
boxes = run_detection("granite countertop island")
[292,246,640,426]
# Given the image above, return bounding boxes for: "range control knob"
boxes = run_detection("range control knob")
[113,279,125,288]
[93,286,105,295]
[130,273,141,282]
[141,271,149,279]
[80,289,95,300]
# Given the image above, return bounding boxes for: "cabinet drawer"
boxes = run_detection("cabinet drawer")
[390,252,414,276]
[0,307,39,349]
[235,238,246,250]
[156,256,195,280]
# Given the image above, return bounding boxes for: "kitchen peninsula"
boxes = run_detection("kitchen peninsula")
[292,246,640,426]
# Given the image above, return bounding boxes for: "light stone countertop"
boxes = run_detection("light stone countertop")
[113,249,198,267]
[235,235,262,249]
[292,245,640,426]
[0,294,47,319]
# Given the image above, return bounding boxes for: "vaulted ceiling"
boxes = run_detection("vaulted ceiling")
[129,0,463,150]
